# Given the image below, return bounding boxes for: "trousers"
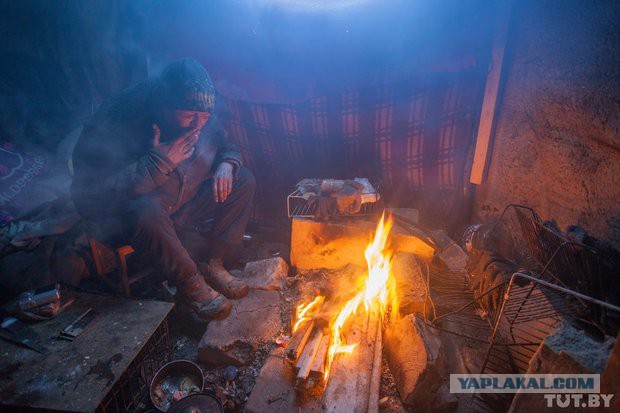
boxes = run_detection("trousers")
[111,167,255,283]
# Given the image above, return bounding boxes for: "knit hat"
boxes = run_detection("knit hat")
[158,58,216,113]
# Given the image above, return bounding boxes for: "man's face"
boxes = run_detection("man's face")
[160,109,211,139]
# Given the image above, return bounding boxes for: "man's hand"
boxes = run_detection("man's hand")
[152,124,200,166]
[213,162,234,203]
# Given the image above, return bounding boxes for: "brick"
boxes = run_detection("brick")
[198,290,282,367]
[243,257,289,291]
[429,230,468,271]
[290,218,434,271]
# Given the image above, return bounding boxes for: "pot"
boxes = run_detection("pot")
[150,360,204,412]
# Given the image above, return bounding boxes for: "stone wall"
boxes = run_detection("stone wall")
[473,0,620,249]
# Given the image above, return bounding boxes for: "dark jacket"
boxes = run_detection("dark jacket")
[71,79,242,220]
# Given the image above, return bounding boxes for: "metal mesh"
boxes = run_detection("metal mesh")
[485,204,620,332]
[424,265,514,412]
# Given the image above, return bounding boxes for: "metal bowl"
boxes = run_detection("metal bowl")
[150,360,205,412]
[169,392,223,413]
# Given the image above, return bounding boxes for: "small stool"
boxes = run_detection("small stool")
[67,152,149,297]
[88,238,150,297]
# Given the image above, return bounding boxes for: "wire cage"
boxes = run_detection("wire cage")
[484,204,620,329]
[96,317,173,413]
[423,204,620,411]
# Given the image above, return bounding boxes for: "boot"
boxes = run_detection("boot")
[200,259,249,299]
[176,272,232,321]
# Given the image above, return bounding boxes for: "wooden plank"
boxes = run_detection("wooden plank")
[470,2,513,185]
[321,312,380,413]
[254,313,383,412]
[296,328,323,382]
[367,318,383,413]
[286,321,314,363]
[309,333,329,380]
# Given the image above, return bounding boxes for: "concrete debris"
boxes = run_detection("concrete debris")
[198,290,283,367]
[508,322,615,413]
[600,333,620,412]
[429,230,468,272]
[243,257,289,291]
[391,252,426,316]
[384,314,446,411]
[244,347,298,413]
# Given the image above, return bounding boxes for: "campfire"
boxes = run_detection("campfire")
[286,212,399,390]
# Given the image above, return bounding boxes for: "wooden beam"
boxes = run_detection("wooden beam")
[367,318,382,413]
[321,313,381,412]
[470,2,513,185]
[286,321,314,363]
[309,334,330,381]
[296,328,323,383]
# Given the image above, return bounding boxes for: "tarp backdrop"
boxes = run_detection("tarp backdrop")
[221,69,483,228]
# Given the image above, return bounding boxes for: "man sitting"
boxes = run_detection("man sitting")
[71,59,254,322]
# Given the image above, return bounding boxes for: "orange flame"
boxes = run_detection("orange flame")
[323,212,398,381]
[293,295,324,333]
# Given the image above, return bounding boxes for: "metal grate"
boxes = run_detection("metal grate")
[287,183,381,218]
[483,273,619,368]
[425,205,620,411]
[96,317,172,413]
[484,204,620,331]
[423,264,512,412]
[428,270,620,411]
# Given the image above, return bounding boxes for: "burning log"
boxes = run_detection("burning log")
[285,321,314,363]
[321,312,382,413]
[309,333,329,381]
[286,295,325,363]
[367,317,383,413]
[290,310,383,411]
[285,213,396,411]
[295,328,324,383]
[294,328,331,390]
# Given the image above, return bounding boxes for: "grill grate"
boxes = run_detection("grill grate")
[287,183,381,219]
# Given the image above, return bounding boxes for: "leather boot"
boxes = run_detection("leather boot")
[176,272,232,321]
[200,259,249,299]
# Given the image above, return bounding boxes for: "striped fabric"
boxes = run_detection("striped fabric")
[221,69,483,222]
